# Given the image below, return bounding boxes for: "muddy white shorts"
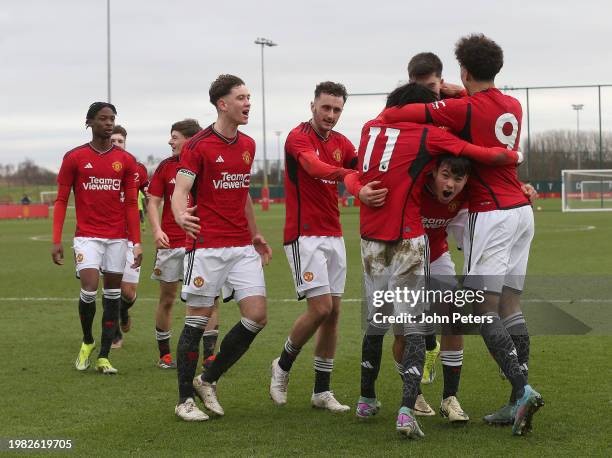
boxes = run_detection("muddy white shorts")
[362,236,429,333]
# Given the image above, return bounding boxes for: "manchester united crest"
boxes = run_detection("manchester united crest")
[332,149,342,163]
[76,253,84,263]
[193,276,205,288]
[153,268,162,277]
[448,201,458,212]
[242,151,252,165]
[112,161,123,172]
[303,271,314,282]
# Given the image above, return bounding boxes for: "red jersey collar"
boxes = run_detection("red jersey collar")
[210,124,239,145]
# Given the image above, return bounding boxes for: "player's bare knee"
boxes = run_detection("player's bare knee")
[499,286,522,317]
[244,308,267,327]
[102,272,122,290]
[158,297,174,312]
[307,296,333,320]
[121,282,137,302]
[186,304,212,317]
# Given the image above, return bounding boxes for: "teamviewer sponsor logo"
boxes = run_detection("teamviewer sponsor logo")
[421,217,453,229]
[82,176,121,191]
[213,172,250,190]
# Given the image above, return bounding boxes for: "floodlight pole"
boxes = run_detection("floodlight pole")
[572,104,584,169]
[275,130,283,183]
[107,0,111,103]
[254,37,277,210]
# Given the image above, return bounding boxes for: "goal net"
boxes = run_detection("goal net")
[562,169,612,212]
[40,191,57,206]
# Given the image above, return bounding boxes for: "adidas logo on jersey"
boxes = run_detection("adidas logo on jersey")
[216,156,224,163]
[169,178,176,184]
[84,163,93,169]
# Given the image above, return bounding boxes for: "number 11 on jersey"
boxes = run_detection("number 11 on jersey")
[362,127,400,173]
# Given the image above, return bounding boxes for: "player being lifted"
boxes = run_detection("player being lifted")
[349,82,522,438]
[269,82,360,412]
[172,75,272,421]
[147,119,221,369]
[51,102,142,375]
[379,34,543,435]
[388,52,468,419]
[109,125,149,349]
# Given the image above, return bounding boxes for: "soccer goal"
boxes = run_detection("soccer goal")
[40,191,57,206]
[562,169,612,212]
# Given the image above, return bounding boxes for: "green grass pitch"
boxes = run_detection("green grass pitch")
[1,199,610,456]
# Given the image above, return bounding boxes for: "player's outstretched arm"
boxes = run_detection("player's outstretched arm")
[379,103,427,124]
[245,195,271,266]
[298,149,354,181]
[428,126,522,166]
[460,143,523,166]
[146,195,170,248]
[171,172,200,240]
[51,183,70,265]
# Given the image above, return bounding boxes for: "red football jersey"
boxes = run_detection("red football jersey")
[57,143,139,239]
[178,126,254,249]
[283,122,357,243]
[421,180,468,262]
[148,156,187,248]
[356,120,467,242]
[135,162,149,192]
[426,88,529,212]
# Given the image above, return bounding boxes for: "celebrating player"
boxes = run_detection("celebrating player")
[348,82,522,438]
[171,75,271,421]
[109,125,149,349]
[51,102,142,375]
[379,34,543,435]
[147,118,220,369]
[386,52,464,418]
[269,82,359,412]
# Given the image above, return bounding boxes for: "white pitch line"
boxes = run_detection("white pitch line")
[538,225,596,233]
[0,297,610,304]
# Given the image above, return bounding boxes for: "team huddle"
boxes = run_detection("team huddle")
[51,33,543,439]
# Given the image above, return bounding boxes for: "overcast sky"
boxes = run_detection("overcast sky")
[2,0,611,171]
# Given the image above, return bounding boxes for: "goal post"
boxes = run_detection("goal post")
[40,191,57,206]
[562,169,612,212]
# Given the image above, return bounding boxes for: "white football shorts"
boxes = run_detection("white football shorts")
[284,236,346,300]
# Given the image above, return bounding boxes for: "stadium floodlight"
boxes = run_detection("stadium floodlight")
[571,104,584,169]
[254,37,277,210]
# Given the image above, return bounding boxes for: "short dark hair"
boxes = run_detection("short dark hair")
[436,154,471,177]
[209,74,245,107]
[112,125,127,138]
[171,119,202,138]
[455,34,503,81]
[385,82,438,108]
[86,102,116,121]
[408,52,443,80]
[314,81,348,103]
